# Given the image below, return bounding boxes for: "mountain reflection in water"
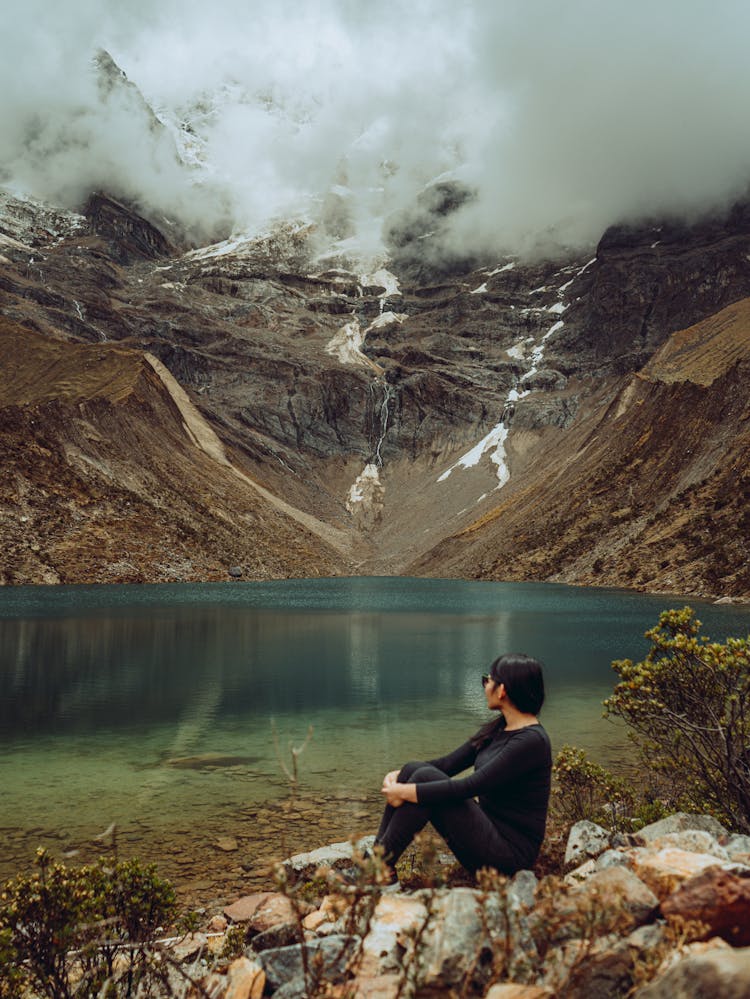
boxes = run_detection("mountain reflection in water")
[1,577,748,895]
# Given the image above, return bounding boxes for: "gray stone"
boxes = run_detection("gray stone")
[634,946,750,998]
[229,566,243,578]
[251,921,302,951]
[635,812,727,844]
[257,934,357,991]
[270,975,307,999]
[648,829,729,859]
[723,833,750,863]
[283,836,376,883]
[559,943,635,999]
[565,820,612,866]
[508,869,538,911]
[595,849,631,871]
[415,886,538,989]
[582,866,659,928]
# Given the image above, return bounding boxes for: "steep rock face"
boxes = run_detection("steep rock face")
[554,199,750,375]
[412,300,750,597]
[1,186,749,595]
[0,320,349,584]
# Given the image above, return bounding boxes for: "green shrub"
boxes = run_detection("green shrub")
[0,848,177,999]
[604,607,750,833]
[551,745,634,829]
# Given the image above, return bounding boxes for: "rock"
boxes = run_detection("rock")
[229,566,243,578]
[302,908,330,932]
[565,820,611,866]
[168,932,208,963]
[256,934,357,991]
[357,894,430,976]
[542,866,658,947]
[582,866,659,928]
[269,976,306,999]
[415,886,538,990]
[635,813,728,844]
[595,849,631,871]
[224,892,277,923]
[224,892,311,931]
[647,830,729,860]
[634,945,750,998]
[564,859,597,884]
[345,972,403,999]
[485,985,553,998]
[251,921,302,951]
[508,869,538,910]
[661,867,750,946]
[225,956,266,999]
[723,833,750,864]
[629,848,731,900]
[216,836,239,852]
[283,837,375,883]
[207,914,228,932]
[558,944,636,999]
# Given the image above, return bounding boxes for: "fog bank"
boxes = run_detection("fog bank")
[2,0,749,257]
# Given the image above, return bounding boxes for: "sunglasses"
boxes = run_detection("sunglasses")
[481,674,492,687]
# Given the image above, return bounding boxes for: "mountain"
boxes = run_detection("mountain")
[1,186,749,597]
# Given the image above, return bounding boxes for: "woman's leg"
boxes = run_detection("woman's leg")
[375,760,434,851]
[377,764,523,874]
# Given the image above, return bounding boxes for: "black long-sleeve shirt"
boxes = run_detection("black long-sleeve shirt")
[417,722,552,862]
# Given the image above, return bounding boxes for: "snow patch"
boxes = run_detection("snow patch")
[471,282,488,294]
[365,310,407,331]
[346,462,384,514]
[326,318,380,370]
[361,267,401,299]
[548,301,567,314]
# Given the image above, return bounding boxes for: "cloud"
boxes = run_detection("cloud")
[2,0,750,256]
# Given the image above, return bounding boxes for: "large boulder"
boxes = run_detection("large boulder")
[635,813,728,845]
[629,848,734,900]
[661,868,750,946]
[564,821,612,867]
[634,945,750,998]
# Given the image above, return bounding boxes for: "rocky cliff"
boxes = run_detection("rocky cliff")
[1,185,749,595]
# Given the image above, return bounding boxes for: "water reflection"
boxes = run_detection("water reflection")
[1,577,748,848]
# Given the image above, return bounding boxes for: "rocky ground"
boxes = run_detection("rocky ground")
[101,812,750,998]
[2,185,750,596]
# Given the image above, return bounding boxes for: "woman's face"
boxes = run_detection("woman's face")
[483,673,505,710]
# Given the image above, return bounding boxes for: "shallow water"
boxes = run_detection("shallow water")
[1,577,748,900]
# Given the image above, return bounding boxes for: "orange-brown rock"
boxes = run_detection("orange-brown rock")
[661,868,750,946]
[629,849,728,900]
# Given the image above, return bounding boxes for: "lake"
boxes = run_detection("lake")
[1,577,748,902]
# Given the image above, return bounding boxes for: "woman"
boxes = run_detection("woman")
[374,653,551,882]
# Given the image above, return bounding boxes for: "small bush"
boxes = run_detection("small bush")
[604,607,750,832]
[0,848,177,999]
[551,745,634,830]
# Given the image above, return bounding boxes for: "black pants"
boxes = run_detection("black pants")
[375,761,526,875]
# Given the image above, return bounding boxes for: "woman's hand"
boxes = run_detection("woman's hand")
[381,772,417,807]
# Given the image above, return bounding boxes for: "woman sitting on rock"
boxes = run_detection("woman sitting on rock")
[374,653,551,883]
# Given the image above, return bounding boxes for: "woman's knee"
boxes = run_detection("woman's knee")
[398,760,427,781]
[409,764,447,784]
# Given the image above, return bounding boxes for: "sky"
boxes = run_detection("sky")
[2,0,750,258]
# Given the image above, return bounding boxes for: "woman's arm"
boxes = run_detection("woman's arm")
[426,740,477,777]
[381,772,418,807]
[416,728,548,806]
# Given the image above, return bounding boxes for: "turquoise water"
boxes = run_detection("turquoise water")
[1,577,748,882]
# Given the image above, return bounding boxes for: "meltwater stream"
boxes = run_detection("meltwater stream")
[1,577,748,901]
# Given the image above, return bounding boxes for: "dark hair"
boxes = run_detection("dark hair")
[470,653,545,748]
